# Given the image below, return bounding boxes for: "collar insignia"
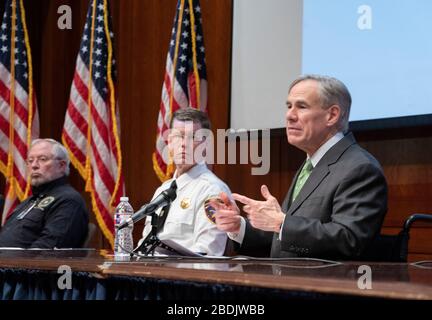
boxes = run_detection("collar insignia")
[36,196,55,209]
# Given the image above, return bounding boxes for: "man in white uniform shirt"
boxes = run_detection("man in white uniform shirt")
[140,108,230,256]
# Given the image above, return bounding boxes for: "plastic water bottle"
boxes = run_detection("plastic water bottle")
[114,196,134,257]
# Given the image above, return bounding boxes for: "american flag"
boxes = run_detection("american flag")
[153,0,208,182]
[0,0,39,225]
[62,0,123,246]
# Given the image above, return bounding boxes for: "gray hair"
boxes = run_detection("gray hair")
[31,138,71,176]
[289,74,351,132]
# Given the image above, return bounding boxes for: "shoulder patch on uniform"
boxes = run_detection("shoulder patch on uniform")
[204,197,223,224]
[36,196,55,209]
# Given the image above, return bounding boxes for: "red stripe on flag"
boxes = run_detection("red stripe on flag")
[0,114,30,164]
[0,80,30,126]
[0,79,11,105]
[90,138,116,194]
[13,96,30,126]
[62,130,86,164]
[73,71,89,103]
[11,128,29,164]
[67,100,89,137]
[0,112,10,138]
[187,72,198,108]
[0,108,30,164]
[106,96,120,163]
[92,183,114,232]
[90,100,111,149]
[0,146,8,164]
[12,162,27,191]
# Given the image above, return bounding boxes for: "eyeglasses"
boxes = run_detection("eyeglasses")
[169,133,205,143]
[26,156,59,166]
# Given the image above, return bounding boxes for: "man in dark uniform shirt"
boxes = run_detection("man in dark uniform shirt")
[0,139,89,248]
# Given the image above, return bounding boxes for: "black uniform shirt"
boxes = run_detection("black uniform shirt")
[0,176,89,248]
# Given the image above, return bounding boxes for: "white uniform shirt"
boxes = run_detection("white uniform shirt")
[141,163,230,256]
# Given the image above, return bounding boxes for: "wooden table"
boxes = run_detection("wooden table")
[0,249,431,300]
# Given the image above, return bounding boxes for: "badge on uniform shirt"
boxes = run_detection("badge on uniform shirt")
[204,197,224,224]
[180,197,191,209]
[36,196,55,210]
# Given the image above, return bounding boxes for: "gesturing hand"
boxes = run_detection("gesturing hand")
[233,185,285,233]
[208,192,242,234]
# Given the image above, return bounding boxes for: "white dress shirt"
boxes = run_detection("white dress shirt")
[229,132,345,244]
[140,163,231,256]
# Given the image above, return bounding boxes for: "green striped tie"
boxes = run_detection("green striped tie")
[292,159,313,201]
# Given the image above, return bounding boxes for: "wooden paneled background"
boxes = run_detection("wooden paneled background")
[1,0,430,260]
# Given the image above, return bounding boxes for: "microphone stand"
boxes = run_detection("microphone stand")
[144,212,161,256]
[133,181,178,257]
[133,210,182,257]
[133,211,160,256]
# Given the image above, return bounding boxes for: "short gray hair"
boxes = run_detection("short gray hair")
[289,74,351,132]
[31,138,71,176]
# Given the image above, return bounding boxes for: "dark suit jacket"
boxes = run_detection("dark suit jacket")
[238,132,388,260]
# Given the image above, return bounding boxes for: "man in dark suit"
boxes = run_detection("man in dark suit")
[213,75,388,259]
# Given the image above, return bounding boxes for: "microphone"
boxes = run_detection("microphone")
[117,182,177,230]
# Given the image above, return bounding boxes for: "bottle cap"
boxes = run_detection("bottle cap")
[120,196,129,202]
